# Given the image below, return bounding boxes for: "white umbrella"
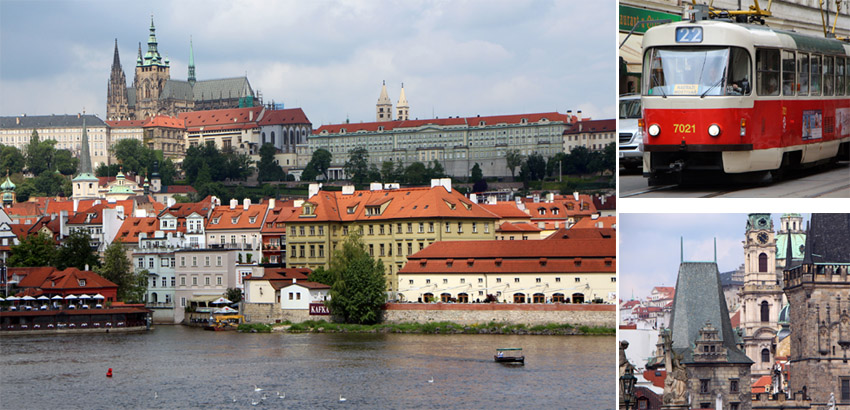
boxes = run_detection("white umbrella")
[21,296,36,301]
[51,295,64,300]
[65,295,77,300]
[0,296,5,301]
[92,294,105,299]
[6,296,20,301]
[79,294,91,300]
[37,296,50,301]
[213,306,238,314]
[211,297,232,305]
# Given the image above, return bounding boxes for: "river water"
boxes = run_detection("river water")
[0,326,615,409]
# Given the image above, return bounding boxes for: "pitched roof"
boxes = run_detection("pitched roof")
[544,227,616,240]
[206,203,269,231]
[279,280,330,290]
[592,194,616,211]
[257,108,311,125]
[105,119,145,128]
[179,106,264,131]
[480,203,531,219]
[496,222,541,233]
[159,196,214,219]
[261,203,299,234]
[313,112,570,134]
[114,216,159,244]
[192,77,254,102]
[3,202,45,219]
[143,115,185,129]
[571,216,616,229]
[14,267,118,291]
[282,186,498,223]
[66,200,134,225]
[0,114,106,129]
[563,118,615,135]
[801,213,850,264]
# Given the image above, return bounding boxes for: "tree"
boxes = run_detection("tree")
[257,143,285,182]
[95,163,122,177]
[565,146,591,175]
[99,241,145,303]
[525,153,547,181]
[111,139,151,175]
[380,160,397,183]
[157,157,177,186]
[226,287,243,303]
[470,163,483,183]
[0,145,25,175]
[343,147,370,185]
[325,233,386,324]
[307,266,334,286]
[505,149,523,180]
[427,160,446,180]
[8,232,57,267]
[223,150,253,181]
[53,149,78,175]
[308,148,332,181]
[367,163,381,183]
[56,229,100,271]
[25,131,56,175]
[403,162,428,185]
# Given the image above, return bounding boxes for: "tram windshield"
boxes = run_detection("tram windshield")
[643,47,751,97]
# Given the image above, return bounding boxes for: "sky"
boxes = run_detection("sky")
[618,213,811,301]
[0,0,616,126]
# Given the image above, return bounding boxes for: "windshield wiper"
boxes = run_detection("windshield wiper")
[701,77,725,98]
[651,74,667,98]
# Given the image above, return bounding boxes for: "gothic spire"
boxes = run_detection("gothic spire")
[112,39,121,69]
[77,115,93,176]
[188,35,196,86]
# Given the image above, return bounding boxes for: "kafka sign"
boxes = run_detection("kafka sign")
[309,303,330,315]
[619,5,682,34]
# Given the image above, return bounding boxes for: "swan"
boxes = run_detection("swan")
[428,377,434,383]
[262,393,267,401]
[154,392,158,399]
[277,391,285,399]
[339,394,347,402]
[254,385,263,392]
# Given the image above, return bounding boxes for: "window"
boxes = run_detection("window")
[171,277,175,287]
[428,222,434,233]
[761,348,770,362]
[759,252,768,272]
[205,256,210,266]
[472,223,477,233]
[217,256,222,266]
[299,226,305,236]
[445,222,451,233]
[318,226,324,235]
[407,223,413,233]
[138,257,144,268]
[699,379,710,394]
[782,50,796,95]
[181,277,186,286]
[192,277,198,286]
[217,276,222,286]
[290,227,296,236]
[756,48,780,96]
[161,277,166,287]
[205,277,210,286]
[644,46,751,96]
[379,244,385,257]
[310,226,315,236]
[575,277,581,283]
[730,379,739,393]
[379,225,385,235]
[457,222,463,233]
[192,256,197,267]
[407,242,413,255]
[289,292,293,300]
[841,377,850,401]
[837,56,846,96]
[148,257,154,269]
[418,223,424,233]
[811,54,822,95]
[514,278,520,283]
[310,245,316,258]
[824,55,834,95]
[555,277,561,283]
[161,258,169,267]
[299,245,305,258]
[798,53,810,95]
[496,278,501,283]
[319,245,324,258]
[761,300,770,322]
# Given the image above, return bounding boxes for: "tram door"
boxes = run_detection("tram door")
[781,50,797,146]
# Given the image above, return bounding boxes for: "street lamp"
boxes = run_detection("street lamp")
[619,365,637,410]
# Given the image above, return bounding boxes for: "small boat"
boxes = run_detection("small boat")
[494,348,524,364]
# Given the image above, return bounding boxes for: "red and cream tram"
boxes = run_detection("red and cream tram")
[640,20,850,184]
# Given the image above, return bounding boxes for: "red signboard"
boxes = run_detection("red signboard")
[309,303,330,315]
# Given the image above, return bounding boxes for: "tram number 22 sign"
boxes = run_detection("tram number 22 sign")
[676,27,703,43]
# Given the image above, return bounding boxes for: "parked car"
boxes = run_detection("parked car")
[618,94,643,170]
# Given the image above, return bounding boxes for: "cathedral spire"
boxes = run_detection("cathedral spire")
[143,15,167,67]
[112,39,121,69]
[137,42,143,66]
[78,115,93,176]
[188,35,196,86]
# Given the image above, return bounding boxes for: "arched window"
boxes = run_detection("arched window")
[440,293,452,303]
[270,131,275,145]
[457,293,469,303]
[289,129,295,146]
[513,293,526,303]
[572,293,585,304]
[552,293,565,303]
[533,293,545,303]
[758,252,768,272]
[422,293,433,303]
[761,301,770,322]
[761,348,770,362]
[261,132,266,144]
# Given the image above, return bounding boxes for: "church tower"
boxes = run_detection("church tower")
[107,39,130,120]
[188,36,196,87]
[133,15,171,120]
[740,213,784,380]
[396,83,409,121]
[775,213,805,271]
[1,171,16,207]
[376,80,393,122]
[72,116,100,200]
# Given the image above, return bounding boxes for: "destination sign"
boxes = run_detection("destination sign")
[675,27,703,43]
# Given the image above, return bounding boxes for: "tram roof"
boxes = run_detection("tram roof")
[643,20,848,56]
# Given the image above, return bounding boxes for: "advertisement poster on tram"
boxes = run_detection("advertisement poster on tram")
[802,110,822,141]
[837,108,850,137]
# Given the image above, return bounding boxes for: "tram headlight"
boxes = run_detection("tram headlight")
[708,124,721,137]
[648,124,661,137]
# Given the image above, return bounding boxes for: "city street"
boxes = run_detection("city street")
[619,161,850,198]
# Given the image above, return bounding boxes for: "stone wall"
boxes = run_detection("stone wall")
[242,302,314,324]
[383,303,615,328]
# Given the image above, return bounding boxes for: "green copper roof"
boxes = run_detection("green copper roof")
[776,233,806,260]
[72,172,98,182]
[108,184,136,194]
[1,175,16,191]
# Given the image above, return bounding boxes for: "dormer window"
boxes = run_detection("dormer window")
[249,216,256,224]
[231,217,239,224]
[538,207,546,215]
[347,205,357,214]
[552,208,559,215]
[78,279,86,286]
[212,217,220,224]
[366,206,381,216]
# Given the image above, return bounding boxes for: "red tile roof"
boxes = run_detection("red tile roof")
[314,112,570,134]
[207,203,269,231]
[44,199,97,215]
[114,216,159,244]
[160,195,215,219]
[257,108,311,125]
[280,280,330,290]
[571,216,616,229]
[282,186,498,223]
[480,203,531,219]
[751,375,771,393]
[106,119,145,128]
[496,222,541,233]
[14,267,118,293]
[3,201,45,219]
[261,203,299,234]
[66,201,134,225]
[592,194,616,211]
[179,106,264,131]
[620,300,640,309]
[544,227,616,240]
[563,118,616,134]
[143,115,185,129]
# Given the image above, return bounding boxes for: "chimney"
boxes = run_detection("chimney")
[566,110,572,123]
[269,198,276,209]
[16,117,20,125]
[116,205,125,218]
[167,197,176,208]
[230,199,238,210]
[73,199,80,213]
[592,213,599,220]
[577,110,582,121]
[292,278,297,284]
[84,264,89,271]
[342,185,355,195]
[469,193,477,203]
[573,191,579,201]
[487,196,496,205]
[243,198,250,211]
[546,192,554,203]
[308,183,321,198]
[294,199,304,208]
[430,178,452,192]
[249,110,254,121]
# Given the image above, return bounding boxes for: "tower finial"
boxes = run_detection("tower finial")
[714,237,717,263]
[680,236,684,263]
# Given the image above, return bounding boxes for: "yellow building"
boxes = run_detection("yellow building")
[282,180,499,295]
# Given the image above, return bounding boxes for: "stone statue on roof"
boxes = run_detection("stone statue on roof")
[661,329,688,406]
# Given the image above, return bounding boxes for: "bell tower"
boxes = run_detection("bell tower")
[396,83,409,121]
[132,15,171,120]
[740,213,784,380]
[376,80,392,122]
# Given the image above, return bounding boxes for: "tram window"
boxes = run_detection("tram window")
[810,55,822,96]
[782,50,796,96]
[798,53,809,95]
[643,46,750,96]
[846,58,850,95]
[756,49,780,96]
[823,56,834,96]
[837,57,846,96]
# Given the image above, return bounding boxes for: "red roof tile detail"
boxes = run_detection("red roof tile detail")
[13,267,118,294]
[256,108,311,125]
[142,115,185,129]
[115,216,159,244]
[206,203,269,231]
[571,216,616,229]
[496,222,541,233]
[314,112,569,135]
[563,118,616,134]
[480,203,531,219]
[179,106,264,131]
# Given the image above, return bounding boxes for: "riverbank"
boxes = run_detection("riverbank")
[238,320,615,335]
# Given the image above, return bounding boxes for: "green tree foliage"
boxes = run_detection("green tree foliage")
[306,148,332,181]
[110,139,150,175]
[326,233,387,324]
[157,158,178,186]
[224,149,253,181]
[183,143,226,184]
[343,147,370,185]
[226,287,243,304]
[25,130,57,175]
[95,163,122,177]
[56,229,101,271]
[307,266,334,286]
[98,241,145,303]
[427,160,446,180]
[8,232,57,267]
[525,153,547,181]
[380,160,397,183]
[403,162,428,185]
[15,171,71,200]
[546,152,567,178]
[0,145,25,175]
[53,149,79,175]
[299,165,319,182]
[564,146,591,175]
[505,149,523,180]
[470,163,483,183]
[257,143,286,182]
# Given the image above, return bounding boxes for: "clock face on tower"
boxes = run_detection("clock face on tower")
[757,232,769,244]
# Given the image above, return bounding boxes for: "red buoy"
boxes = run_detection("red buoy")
[106,368,113,377]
